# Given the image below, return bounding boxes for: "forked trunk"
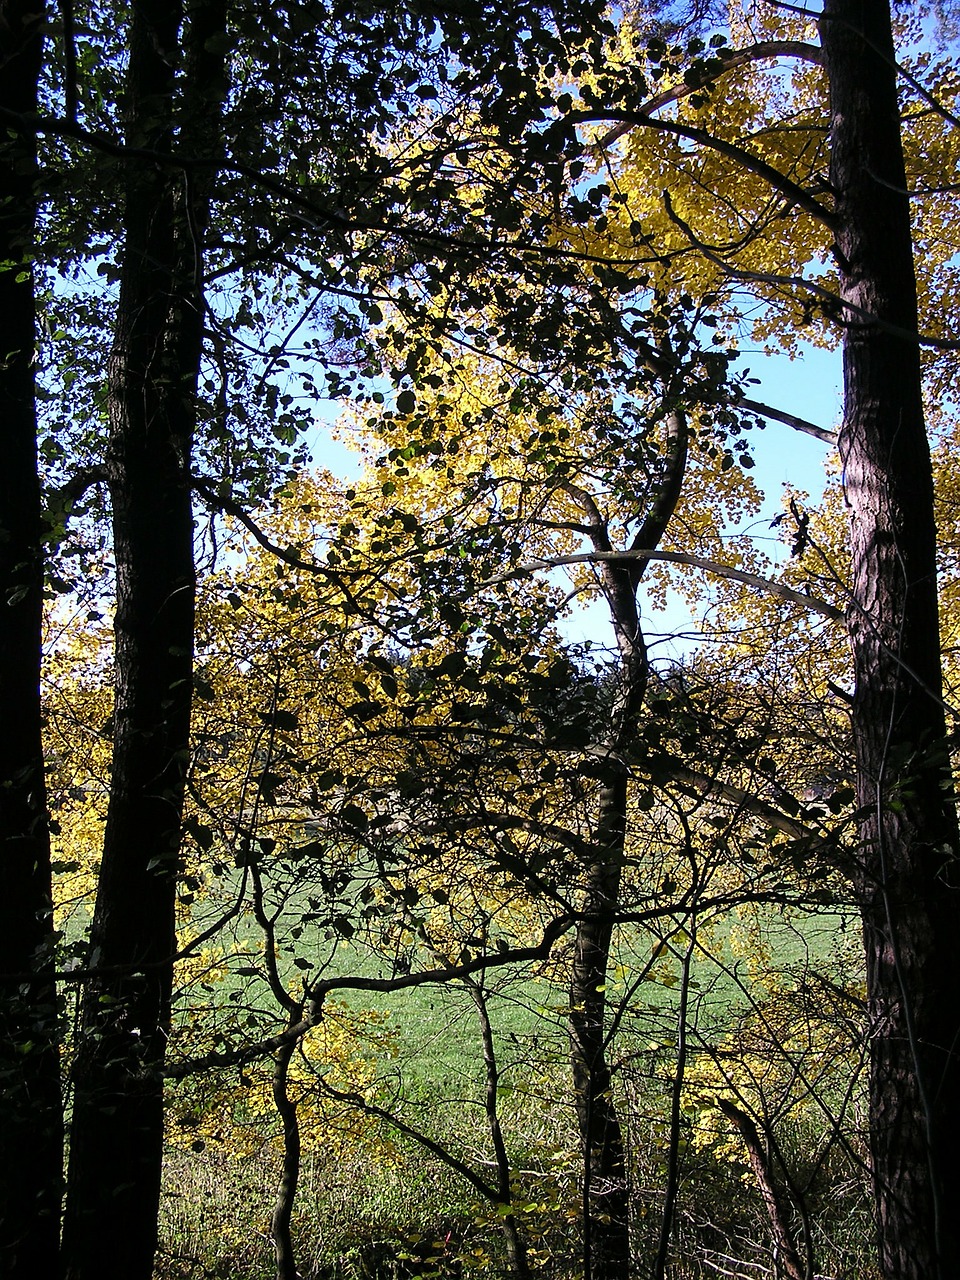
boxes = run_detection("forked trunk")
[567,395,687,1279]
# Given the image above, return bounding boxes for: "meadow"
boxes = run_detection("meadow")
[155,905,872,1279]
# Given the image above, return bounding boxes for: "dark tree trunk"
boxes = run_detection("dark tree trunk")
[61,3,225,1276]
[271,1033,302,1280]
[569,767,632,1280]
[566,396,686,1279]
[821,3,960,1277]
[468,980,531,1279]
[0,4,63,1277]
[565,505,644,1280]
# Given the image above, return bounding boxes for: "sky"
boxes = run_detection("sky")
[300,334,843,659]
[561,339,843,654]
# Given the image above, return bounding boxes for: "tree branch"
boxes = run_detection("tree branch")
[597,40,825,150]
[192,478,366,614]
[164,914,575,1079]
[485,549,844,622]
[662,193,960,351]
[584,112,834,227]
[716,1099,807,1280]
[739,397,837,445]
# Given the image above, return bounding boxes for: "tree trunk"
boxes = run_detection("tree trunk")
[717,1100,806,1280]
[61,3,225,1276]
[468,979,531,1279]
[0,4,63,1277]
[821,4,960,1276]
[271,1033,302,1280]
[566,395,687,1280]
[565,504,645,1280]
[569,768,632,1280]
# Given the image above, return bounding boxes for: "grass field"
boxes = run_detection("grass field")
[154,884,872,1279]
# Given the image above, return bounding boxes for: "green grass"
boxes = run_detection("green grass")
[159,883,868,1280]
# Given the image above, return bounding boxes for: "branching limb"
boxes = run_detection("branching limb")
[598,41,825,150]
[484,548,845,623]
[45,465,108,517]
[164,915,576,1080]
[582,112,835,227]
[663,192,960,351]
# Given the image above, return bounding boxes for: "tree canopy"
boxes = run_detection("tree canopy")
[2,2,959,1279]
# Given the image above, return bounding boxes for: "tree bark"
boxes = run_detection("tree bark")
[467,979,531,1279]
[569,766,632,1280]
[821,4,960,1277]
[271,1032,302,1280]
[567,518,643,1280]
[717,1100,806,1280]
[61,2,225,1276]
[567,397,687,1280]
[0,4,63,1277]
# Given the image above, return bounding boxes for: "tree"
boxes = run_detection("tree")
[0,3,62,1276]
[584,3,960,1274]
[58,3,228,1274]
[822,4,960,1274]
[9,0,960,1276]
[8,2,637,1275]
[326,2,960,1271]
[297,286,839,1277]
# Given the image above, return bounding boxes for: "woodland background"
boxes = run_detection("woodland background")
[2,1,959,1278]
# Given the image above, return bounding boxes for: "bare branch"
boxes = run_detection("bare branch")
[716,1099,807,1280]
[739,396,837,444]
[315,1076,501,1202]
[598,41,824,150]
[485,549,844,622]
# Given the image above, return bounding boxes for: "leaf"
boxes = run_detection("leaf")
[437,651,468,678]
[203,31,237,54]
[185,819,214,852]
[341,804,369,830]
[269,708,299,731]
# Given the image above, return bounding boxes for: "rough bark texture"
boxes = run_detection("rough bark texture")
[821,3,960,1277]
[566,510,643,1280]
[0,4,63,1277]
[61,2,225,1276]
[569,765,632,1280]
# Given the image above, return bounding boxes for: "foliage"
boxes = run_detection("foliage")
[5,0,960,1278]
